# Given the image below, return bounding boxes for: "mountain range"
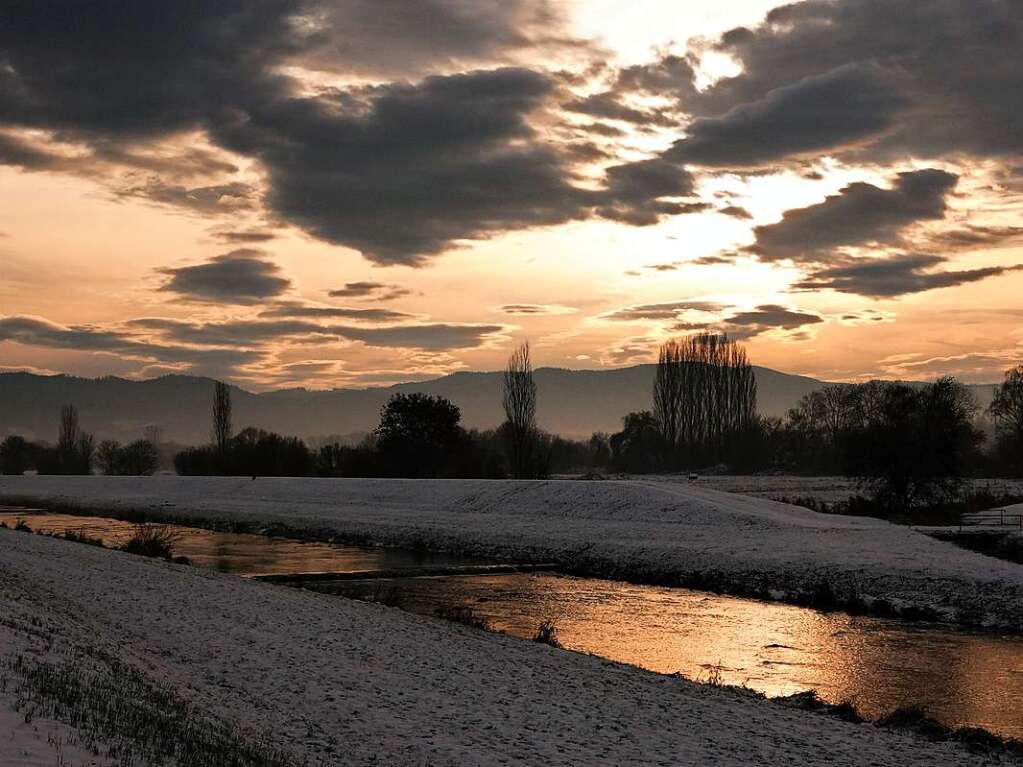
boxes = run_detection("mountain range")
[0,367,999,446]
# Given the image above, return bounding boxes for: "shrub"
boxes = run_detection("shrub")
[433,605,492,631]
[120,523,181,560]
[0,435,32,474]
[532,619,562,648]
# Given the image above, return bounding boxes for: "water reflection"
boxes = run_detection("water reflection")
[320,573,1023,739]
[0,510,480,576]
[7,507,1023,739]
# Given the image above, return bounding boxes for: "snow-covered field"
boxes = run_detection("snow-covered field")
[1,528,1014,766]
[4,475,1023,628]
[643,475,1023,504]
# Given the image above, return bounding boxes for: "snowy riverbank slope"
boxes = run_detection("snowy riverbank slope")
[0,529,1012,766]
[5,475,1023,627]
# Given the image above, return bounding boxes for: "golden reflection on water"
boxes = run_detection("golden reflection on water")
[0,511,477,576]
[329,573,1023,739]
[6,509,1023,738]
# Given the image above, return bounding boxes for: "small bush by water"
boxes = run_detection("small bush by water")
[120,523,182,560]
[532,620,562,648]
[434,605,492,631]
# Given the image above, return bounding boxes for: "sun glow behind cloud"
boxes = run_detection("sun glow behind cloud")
[1,0,1022,388]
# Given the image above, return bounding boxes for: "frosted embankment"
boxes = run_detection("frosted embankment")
[0,529,1014,766]
[4,475,1023,628]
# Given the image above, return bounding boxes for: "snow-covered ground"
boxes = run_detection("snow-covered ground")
[4,475,1023,628]
[644,475,1023,504]
[0,528,1013,766]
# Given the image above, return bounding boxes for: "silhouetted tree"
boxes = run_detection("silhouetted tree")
[58,404,80,463]
[119,439,160,476]
[610,411,663,473]
[47,404,94,474]
[0,435,31,475]
[212,381,232,456]
[654,333,757,468]
[502,342,541,478]
[848,377,982,514]
[97,440,122,475]
[376,393,463,477]
[990,365,1023,477]
[588,432,612,468]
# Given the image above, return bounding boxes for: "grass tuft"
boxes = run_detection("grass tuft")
[532,620,562,648]
[119,523,181,560]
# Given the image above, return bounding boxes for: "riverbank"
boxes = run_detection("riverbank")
[1,527,1015,766]
[4,475,1023,629]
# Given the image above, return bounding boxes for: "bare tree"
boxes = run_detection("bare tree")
[502,342,539,478]
[143,423,163,446]
[653,333,757,466]
[212,381,233,453]
[990,366,1023,439]
[58,404,80,456]
[990,365,1023,475]
[653,339,682,454]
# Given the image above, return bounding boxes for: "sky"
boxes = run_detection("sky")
[1,0,1022,390]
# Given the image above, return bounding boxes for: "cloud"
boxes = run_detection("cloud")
[879,350,1023,382]
[133,317,506,351]
[0,314,261,372]
[297,0,582,76]
[643,0,1023,167]
[670,63,908,168]
[715,304,824,339]
[595,158,698,225]
[563,91,674,127]
[258,304,419,323]
[748,169,958,263]
[118,179,256,214]
[923,225,1023,251]
[328,282,412,301]
[601,301,726,322]
[718,205,752,220]
[794,253,1023,298]
[158,250,292,304]
[211,229,279,244]
[495,304,577,315]
[603,336,659,365]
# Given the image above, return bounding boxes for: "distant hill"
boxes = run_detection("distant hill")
[0,366,999,445]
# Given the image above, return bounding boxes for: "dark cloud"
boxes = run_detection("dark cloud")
[212,229,279,244]
[602,301,726,322]
[604,336,658,364]
[496,304,576,315]
[158,250,292,304]
[298,0,580,76]
[794,253,1023,298]
[563,92,674,127]
[258,304,418,323]
[684,0,1023,166]
[118,179,256,214]
[748,169,958,263]
[0,1,299,140]
[670,63,908,168]
[211,68,579,265]
[211,68,692,264]
[923,225,1023,251]
[132,317,505,351]
[0,315,261,371]
[718,205,752,220]
[595,158,698,225]
[329,282,413,301]
[719,304,824,337]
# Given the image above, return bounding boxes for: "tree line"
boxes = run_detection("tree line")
[0,404,160,476]
[2,337,1021,504]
